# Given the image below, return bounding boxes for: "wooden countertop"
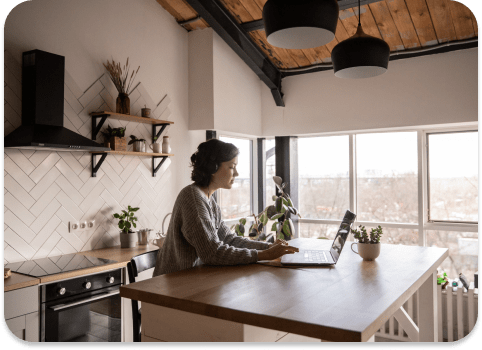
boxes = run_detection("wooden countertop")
[120,238,448,342]
[4,272,41,292]
[4,244,160,291]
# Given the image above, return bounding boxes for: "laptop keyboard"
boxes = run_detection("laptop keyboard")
[304,250,328,263]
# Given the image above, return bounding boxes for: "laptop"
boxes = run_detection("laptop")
[280,210,356,266]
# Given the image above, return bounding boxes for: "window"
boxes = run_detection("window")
[218,136,252,220]
[298,136,349,220]
[356,132,418,223]
[427,131,478,223]
[265,139,276,207]
[299,223,342,240]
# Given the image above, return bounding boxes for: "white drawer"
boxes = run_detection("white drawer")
[4,285,39,320]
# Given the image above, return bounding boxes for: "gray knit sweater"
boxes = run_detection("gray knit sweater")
[153,184,269,276]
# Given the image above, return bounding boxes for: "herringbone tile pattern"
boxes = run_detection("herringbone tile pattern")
[4,51,174,263]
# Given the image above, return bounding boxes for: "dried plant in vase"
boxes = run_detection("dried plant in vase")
[103,58,140,115]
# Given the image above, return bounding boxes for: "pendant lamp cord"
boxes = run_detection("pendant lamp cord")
[358,0,361,26]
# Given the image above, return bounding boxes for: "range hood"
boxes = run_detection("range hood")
[4,50,110,152]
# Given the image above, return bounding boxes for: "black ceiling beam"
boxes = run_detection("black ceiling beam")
[241,0,385,32]
[185,0,284,107]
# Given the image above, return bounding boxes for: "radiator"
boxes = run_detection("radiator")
[376,284,478,342]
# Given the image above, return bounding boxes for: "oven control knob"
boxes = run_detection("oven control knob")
[83,281,92,289]
[58,287,66,295]
[107,277,115,284]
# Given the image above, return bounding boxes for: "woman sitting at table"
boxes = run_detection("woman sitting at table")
[153,139,299,276]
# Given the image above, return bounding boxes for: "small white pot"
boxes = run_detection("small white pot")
[120,231,138,248]
[133,141,145,152]
[351,242,380,261]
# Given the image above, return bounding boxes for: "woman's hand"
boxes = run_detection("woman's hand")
[257,243,299,261]
[270,239,288,247]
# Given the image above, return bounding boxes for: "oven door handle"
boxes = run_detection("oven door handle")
[49,290,120,312]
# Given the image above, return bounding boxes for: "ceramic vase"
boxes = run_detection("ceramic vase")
[133,141,145,152]
[116,93,130,115]
[162,136,171,154]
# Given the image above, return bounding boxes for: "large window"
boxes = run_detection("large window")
[296,128,478,282]
[356,132,418,223]
[298,135,349,221]
[265,139,276,207]
[427,131,478,223]
[218,136,252,220]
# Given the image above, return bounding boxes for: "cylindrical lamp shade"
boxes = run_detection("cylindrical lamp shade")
[331,25,390,79]
[263,0,339,49]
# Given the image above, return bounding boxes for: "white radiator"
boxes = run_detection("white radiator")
[376,284,478,342]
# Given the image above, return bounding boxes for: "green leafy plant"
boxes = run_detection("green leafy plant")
[128,135,146,145]
[101,125,126,141]
[231,176,301,241]
[437,272,448,285]
[351,225,383,243]
[113,205,139,234]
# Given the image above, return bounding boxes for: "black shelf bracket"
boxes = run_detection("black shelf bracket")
[91,153,108,177]
[92,114,109,140]
[152,156,168,177]
[152,123,169,143]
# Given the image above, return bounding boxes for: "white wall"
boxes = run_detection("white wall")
[261,48,478,136]
[188,28,262,135]
[3,0,205,261]
[213,31,262,136]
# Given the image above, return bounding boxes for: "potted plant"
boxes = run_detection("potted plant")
[101,125,127,151]
[129,135,146,152]
[350,225,383,261]
[114,205,139,248]
[231,176,301,242]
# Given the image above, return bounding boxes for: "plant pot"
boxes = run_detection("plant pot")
[120,231,138,248]
[109,136,127,151]
[133,141,145,152]
[351,242,380,261]
[116,93,130,115]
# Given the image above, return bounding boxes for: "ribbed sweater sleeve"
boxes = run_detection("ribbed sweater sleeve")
[153,184,267,277]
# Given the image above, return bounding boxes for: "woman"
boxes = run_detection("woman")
[153,139,299,276]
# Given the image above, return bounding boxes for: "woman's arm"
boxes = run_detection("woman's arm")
[218,221,270,250]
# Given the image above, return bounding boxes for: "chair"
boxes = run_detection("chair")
[126,250,159,342]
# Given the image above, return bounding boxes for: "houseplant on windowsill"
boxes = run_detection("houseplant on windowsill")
[232,176,301,242]
[114,205,139,248]
[129,135,146,152]
[350,225,383,261]
[101,125,127,151]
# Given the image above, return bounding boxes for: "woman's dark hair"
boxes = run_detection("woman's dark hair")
[191,139,239,187]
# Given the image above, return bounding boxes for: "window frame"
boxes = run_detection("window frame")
[291,125,478,245]
[218,134,256,227]
[425,129,478,225]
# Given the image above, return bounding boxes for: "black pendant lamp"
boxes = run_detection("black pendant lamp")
[263,0,339,50]
[331,0,390,79]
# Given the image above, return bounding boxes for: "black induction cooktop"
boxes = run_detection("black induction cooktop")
[5,253,117,277]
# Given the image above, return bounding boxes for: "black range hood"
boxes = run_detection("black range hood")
[4,50,109,152]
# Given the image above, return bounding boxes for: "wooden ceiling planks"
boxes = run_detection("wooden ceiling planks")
[424,0,457,43]
[369,1,405,51]
[448,0,477,40]
[404,0,439,46]
[156,0,478,71]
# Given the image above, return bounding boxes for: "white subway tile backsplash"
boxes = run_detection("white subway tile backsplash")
[4,192,36,226]
[4,58,173,262]
[4,174,36,209]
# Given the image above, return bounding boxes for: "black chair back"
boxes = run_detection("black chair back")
[126,250,159,342]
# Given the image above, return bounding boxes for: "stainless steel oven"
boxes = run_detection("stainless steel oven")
[40,269,122,342]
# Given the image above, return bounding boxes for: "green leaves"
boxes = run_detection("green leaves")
[275,197,283,212]
[235,223,245,236]
[239,218,247,226]
[270,212,284,220]
[113,205,140,234]
[259,213,268,226]
[282,218,294,237]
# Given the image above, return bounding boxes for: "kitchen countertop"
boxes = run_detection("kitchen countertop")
[4,244,160,291]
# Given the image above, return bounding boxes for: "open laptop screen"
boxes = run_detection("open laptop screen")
[330,210,356,262]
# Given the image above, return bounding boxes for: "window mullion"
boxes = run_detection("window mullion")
[349,134,357,217]
[417,130,427,247]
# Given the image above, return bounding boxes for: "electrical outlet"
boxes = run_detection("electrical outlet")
[80,221,87,230]
[88,220,96,229]
[69,222,79,233]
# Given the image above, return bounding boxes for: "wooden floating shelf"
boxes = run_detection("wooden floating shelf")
[90,151,174,157]
[90,111,174,125]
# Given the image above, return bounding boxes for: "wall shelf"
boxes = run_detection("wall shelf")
[90,111,174,177]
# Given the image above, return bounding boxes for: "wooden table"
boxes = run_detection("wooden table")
[120,238,448,342]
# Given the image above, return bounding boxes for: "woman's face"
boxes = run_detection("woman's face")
[211,157,239,190]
